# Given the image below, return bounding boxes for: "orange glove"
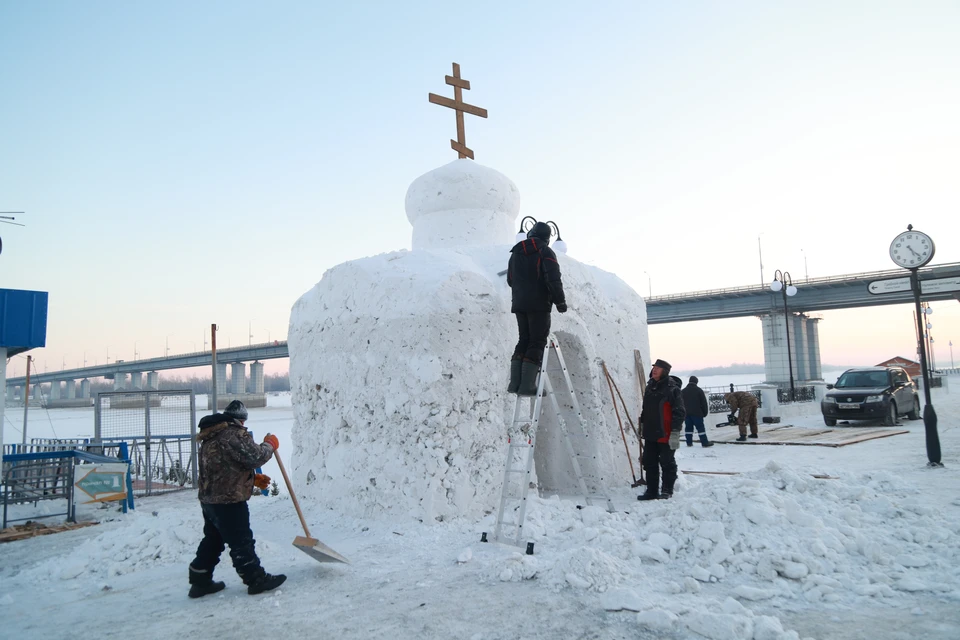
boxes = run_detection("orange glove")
[253,473,271,490]
[263,434,279,451]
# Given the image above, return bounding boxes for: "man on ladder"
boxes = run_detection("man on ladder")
[506,221,567,396]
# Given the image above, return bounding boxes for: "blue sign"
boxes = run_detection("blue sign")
[0,288,48,356]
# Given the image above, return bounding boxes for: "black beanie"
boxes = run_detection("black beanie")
[689,375,699,384]
[223,399,248,421]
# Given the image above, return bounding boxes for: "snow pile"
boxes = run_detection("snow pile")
[475,460,960,639]
[20,509,199,584]
[288,159,648,522]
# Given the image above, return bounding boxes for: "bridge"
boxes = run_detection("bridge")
[645,263,960,324]
[6,341,289,409]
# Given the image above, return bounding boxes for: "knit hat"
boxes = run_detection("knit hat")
[527,221,553,242]
[223,399,248,421]
[689,375,699,384]
[652,359,672,372]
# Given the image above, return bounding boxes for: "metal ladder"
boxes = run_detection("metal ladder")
[485,336,615,554]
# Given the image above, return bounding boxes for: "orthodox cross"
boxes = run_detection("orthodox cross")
[428,62,488,159]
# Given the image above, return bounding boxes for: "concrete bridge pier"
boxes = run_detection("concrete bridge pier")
[249,362,264,393]
[65,379,76,399]
[146,371,159,390]
[113,372,127,391]
[80,379,91,398]
[129,372,143,390]
[49,380,61,401]
[229,363,246,395]
[762,312,823,385]
[209,360,266,410]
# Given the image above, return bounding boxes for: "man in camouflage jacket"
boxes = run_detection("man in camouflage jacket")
[187,400,286,598]
[724,391,759,441]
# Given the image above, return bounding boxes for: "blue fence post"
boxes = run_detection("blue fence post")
[118,441,135,512]
[248,430,269,496]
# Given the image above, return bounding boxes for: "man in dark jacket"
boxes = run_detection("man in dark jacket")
[638,359,685,500]
[506,221,567,396]
[682,376,713,448]
[187,400,286,598]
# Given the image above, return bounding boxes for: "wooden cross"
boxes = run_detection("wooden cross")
[428,62,488,159]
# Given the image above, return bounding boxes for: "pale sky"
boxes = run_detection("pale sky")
[2,1,959,378]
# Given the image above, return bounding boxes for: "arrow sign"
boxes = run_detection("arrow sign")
[867,277,911,295]
[74,466,127,503]
[921,276,960,294]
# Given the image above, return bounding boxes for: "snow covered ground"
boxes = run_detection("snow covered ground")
[2,384,959,639]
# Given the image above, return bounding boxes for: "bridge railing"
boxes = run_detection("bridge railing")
[647,262,960,303]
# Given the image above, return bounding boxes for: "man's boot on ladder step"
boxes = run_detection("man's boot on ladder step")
[517,359,540,396]
[507,357,523,394]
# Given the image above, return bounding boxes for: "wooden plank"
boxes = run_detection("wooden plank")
[710,425,909,447]
[450,139,474,159]
[835,430,909,446]
[427,93,489,118]
[682,470,837,480]
[445,75,471,89]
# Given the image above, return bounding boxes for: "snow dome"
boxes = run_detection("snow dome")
[288,158,650,521]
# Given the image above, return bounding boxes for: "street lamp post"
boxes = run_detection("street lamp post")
[643,271,652,298]
[770,270,798,401]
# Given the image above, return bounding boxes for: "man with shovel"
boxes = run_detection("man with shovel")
[188,400,287,598]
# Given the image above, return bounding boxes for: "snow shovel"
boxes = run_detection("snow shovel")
[271,443,350,564]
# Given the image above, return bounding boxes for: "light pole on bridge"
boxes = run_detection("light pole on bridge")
[770,270,798,401]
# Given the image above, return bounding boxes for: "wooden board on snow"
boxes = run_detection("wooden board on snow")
[710,425,909,447]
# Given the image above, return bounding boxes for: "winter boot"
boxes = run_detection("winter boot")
[686,434,694,447]
[637,468,659,500]
[188,565,226,599]
[748,433,758,439]
[736,435,747,442]
[517,360,541,397]
[637,486,660,501]
[507,358,522,394]
[699,434,713,448]
[245,570,287,595]
[660,480,675,499]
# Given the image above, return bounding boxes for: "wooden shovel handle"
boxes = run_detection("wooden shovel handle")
[270,440,312,539]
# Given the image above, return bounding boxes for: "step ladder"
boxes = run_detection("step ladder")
[484,336,615,554]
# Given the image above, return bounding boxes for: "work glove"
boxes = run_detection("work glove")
[253,473,271,490]
[556,302,568,313]
[263,434,279,451]
[669,428,681,451]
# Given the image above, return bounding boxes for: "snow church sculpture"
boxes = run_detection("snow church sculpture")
[288,64,650,521]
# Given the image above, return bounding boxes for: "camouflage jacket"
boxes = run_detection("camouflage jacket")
[196,413,275,504]
[724,391,759,411]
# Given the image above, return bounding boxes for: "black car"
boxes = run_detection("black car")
[821,367,921,426]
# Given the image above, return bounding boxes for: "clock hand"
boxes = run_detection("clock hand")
[908,246,921,258]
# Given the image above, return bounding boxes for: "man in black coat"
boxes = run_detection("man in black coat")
[506,221,567,396]
[638,359,685,500]
[682,375,713,448]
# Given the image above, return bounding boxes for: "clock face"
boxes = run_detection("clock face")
[890,230,935,268]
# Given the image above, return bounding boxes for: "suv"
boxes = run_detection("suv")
[821,367,920,427]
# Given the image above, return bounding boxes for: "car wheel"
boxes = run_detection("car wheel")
[823,416,837,427]
[907,396,921,420]
[883,401,897,426]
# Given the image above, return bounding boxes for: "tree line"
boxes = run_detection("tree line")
[85,372,290,394]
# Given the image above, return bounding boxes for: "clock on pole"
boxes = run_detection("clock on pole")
[890,224,942,467]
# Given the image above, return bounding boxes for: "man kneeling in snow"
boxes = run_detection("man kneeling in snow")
[506,221,567,396]
[188,400,287,598]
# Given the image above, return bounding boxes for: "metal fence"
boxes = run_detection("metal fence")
[777,385,817,404]
[705,389,763,414]
[94,390,197,497]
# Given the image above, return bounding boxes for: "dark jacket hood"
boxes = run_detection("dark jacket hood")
[198,413,244,435]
